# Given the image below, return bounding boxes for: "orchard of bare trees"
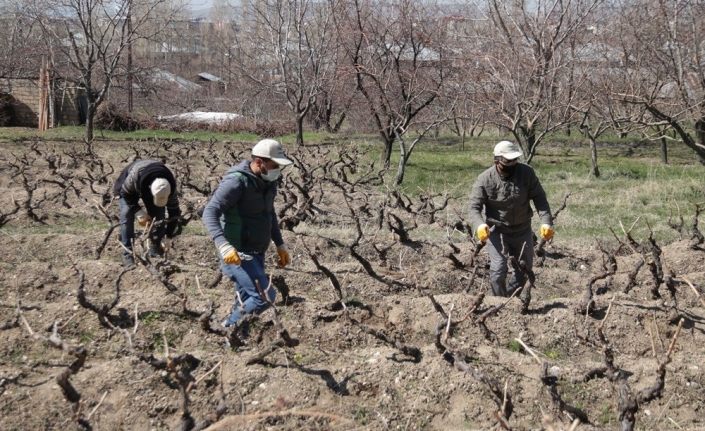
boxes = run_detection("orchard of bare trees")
[1,0,704,183]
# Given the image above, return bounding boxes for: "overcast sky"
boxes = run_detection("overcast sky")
[187,0,213,7]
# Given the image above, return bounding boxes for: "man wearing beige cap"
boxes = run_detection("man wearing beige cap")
[468,141,554,297]
[113,159,182,267]
[202,139,293,329]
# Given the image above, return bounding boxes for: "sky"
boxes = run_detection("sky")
[184,0,216,19]
[187,0,214,7]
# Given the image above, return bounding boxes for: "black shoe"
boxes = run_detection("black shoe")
[122,254,135,268]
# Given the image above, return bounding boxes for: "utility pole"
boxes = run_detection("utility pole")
[127,0,133,112]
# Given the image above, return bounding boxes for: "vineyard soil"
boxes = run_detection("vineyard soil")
[0,139,703,430]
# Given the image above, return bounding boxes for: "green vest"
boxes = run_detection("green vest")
[222,171,277,253]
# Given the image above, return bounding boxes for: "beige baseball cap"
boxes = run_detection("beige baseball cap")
[493,141,523,160]
[150,178,171,207]
[252,139,293,166]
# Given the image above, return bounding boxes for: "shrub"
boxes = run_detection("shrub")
[94,102,142,131]
[158,116,295,136]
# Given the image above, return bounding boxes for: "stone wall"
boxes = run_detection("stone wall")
[0,78,84,127]
[0,78,38,126]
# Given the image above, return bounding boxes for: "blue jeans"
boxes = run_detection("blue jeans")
[119,197,165,256]
[487,228,534,297]
[222,253,276,326]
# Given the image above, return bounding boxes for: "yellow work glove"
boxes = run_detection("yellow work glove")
[476,223,490,242]
[276,245,291,268]
[218,243,241,265]
[135,208,151,227]
[540,224,555,241]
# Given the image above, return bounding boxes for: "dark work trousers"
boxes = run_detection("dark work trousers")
[119,197,165,256]
[487,228,534,297]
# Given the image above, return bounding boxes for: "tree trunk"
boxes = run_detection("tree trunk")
[381,136,393,169]
[331,112,345,133]
[296,114,305,147]
[470,120,484,138]
[660,135,668,164]
[645,106,705,165]
[450,117,460,137]
[476,124,485,137]
[589,136,600,178]
[523,125,537,164]
[674,118,705,165]
[85,100,95,143]
[395,142,408,185]
[696,118,705,165]
[312,98,329,131]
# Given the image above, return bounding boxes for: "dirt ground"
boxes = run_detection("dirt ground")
[0,139,703,430]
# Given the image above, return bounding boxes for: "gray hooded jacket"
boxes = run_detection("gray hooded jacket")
[202,160,284,254]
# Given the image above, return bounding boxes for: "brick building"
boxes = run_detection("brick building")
[0,76,85,127]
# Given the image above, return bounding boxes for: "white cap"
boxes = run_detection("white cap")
[150,178,171,207]
[493,141,523,160]
[252,139,293,166]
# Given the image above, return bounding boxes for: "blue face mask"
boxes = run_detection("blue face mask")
[261,168,281,182]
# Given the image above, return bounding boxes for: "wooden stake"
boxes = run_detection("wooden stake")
[87,391,108,420]
[514,338,542,365]
[647,322,658,357]
[679,277,705,308]
[652,314,665,352]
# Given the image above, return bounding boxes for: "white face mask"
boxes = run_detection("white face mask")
[260,168,281,182]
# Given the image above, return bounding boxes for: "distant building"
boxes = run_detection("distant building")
[196,72,226,95]
[196,72,223,83]
[125,68,202,96]
[0,74,84,127]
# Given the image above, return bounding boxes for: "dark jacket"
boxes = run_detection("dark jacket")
[202,160,284,254]
[113,159,181,227]
[468,163,552,234]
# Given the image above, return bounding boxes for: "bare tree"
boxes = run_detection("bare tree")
[614,0,705,164]
[234,0,337,146]
[307,61,356,133]
[573,63,640,177]
[476,0,602,163]
[26,0,177,142]
[448,85,487,146]
[575,100,614,177]
[0,5,47,80]
[334,0,449,170]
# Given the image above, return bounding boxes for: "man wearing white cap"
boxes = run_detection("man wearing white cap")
[468,141,554,297]
[113,159,182,267]
[202,139,293,328]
